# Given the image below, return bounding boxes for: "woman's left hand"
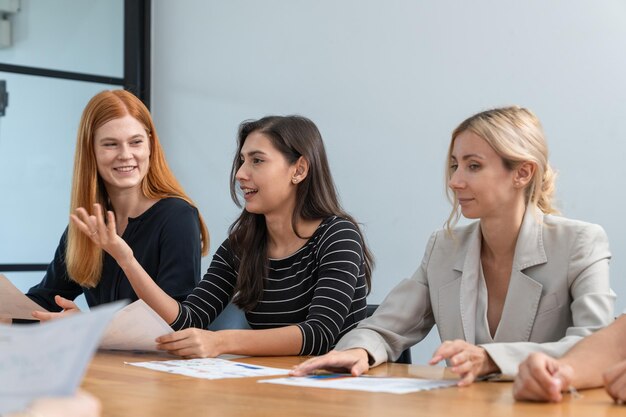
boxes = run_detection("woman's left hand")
[429,339,499,386]
[32,295,81,321]
[156,328,223,358]
[70,204,133,265]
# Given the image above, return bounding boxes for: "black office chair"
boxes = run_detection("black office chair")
[366,304,412,364]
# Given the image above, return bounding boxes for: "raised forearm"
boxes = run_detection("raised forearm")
[117,255,180,324]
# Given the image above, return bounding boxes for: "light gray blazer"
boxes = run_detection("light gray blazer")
[336,208,615,377]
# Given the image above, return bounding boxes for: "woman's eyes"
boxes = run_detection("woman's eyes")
[240,158,263,165]
[449,162,480,171]
[101,140,144,147]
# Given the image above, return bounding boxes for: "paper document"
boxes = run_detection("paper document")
[100,299,173,352]
[128,357,288,379]
[0,273,49,320]
[259,374,458,394]
[0,301,125,414]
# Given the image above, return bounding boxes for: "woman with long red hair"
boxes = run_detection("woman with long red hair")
[27,89,208,318]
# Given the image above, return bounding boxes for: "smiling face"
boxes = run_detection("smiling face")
[235,131,300,217]
[448,130,524,221]
[93,114,151,196]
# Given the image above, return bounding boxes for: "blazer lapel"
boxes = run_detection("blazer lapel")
[494,207,547,342]
[455,224,482,344]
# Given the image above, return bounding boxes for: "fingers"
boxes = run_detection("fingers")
[514,363,554,401]
[458,371,477,387]
[156,329,189,344]
[107,210,117,235]
[55,295,80,311]
[513,353,564,402]
[71,204,116,239]
[31,310,60,321]
[31,295,79,321]
[603,360,626,403]
[155,329,217,358]
[430,339,464,364]
[431,340,496,387]
[71,206,101,240]
[290,349,369,377]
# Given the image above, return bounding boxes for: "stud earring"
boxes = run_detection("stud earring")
[292,178,298,184]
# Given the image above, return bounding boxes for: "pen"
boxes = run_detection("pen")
[234,363,262,370]
[553,370,581,399]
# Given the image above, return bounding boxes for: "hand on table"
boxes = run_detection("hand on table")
[429,339,498,386]
[156,328,223,358]
[603,359,626,404]
[290,348,370,377]
[513,352,573,402]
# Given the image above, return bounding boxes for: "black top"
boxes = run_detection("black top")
[171,216,368,355]
[27,198,202,311]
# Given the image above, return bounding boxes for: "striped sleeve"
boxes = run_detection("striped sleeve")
[170,240,237,330]
[297,219,366,355]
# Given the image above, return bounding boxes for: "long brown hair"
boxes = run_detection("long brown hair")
[66,90,209,287]
[228,115,373,311]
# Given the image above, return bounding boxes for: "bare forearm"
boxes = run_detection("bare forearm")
[117,256,180,324]
[218,325,303,356]
[561,316,626,389]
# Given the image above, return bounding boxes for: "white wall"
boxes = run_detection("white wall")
[0,0,123,308]
[151,0,626,363]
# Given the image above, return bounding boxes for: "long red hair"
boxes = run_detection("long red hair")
[66,90,209,287]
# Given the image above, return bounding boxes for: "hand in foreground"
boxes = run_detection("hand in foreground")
[70,204,133,264]
[156,328,223,358]
[32,295,81,321]
[290,348,370,377]
[513,352,573,402]
[18,390,101,417]
[603,359,626,404]
[429,339,498,386]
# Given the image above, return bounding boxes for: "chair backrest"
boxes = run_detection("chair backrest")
[366,304,412,364]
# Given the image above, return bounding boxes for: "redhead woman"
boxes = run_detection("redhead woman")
[27,90,208,318]
[292,106,614,385]
[71,115,373,357]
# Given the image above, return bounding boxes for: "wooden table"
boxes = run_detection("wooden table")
[83,351,623,417]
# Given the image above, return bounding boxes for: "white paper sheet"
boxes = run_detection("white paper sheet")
[258,374,458,394]
[0,273,49,320]
[99,299,173,352]
[0,301,125,414]
[127,357,288,379]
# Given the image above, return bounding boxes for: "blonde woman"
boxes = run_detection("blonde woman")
[27,90,209,317]
[292,106,615,385]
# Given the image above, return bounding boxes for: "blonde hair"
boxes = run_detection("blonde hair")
[66,90,209,287]
[445,106,558,231]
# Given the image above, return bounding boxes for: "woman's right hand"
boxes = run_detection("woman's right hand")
[70,204,133,266]
[32,295,81,322]
[290,348,370,377]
